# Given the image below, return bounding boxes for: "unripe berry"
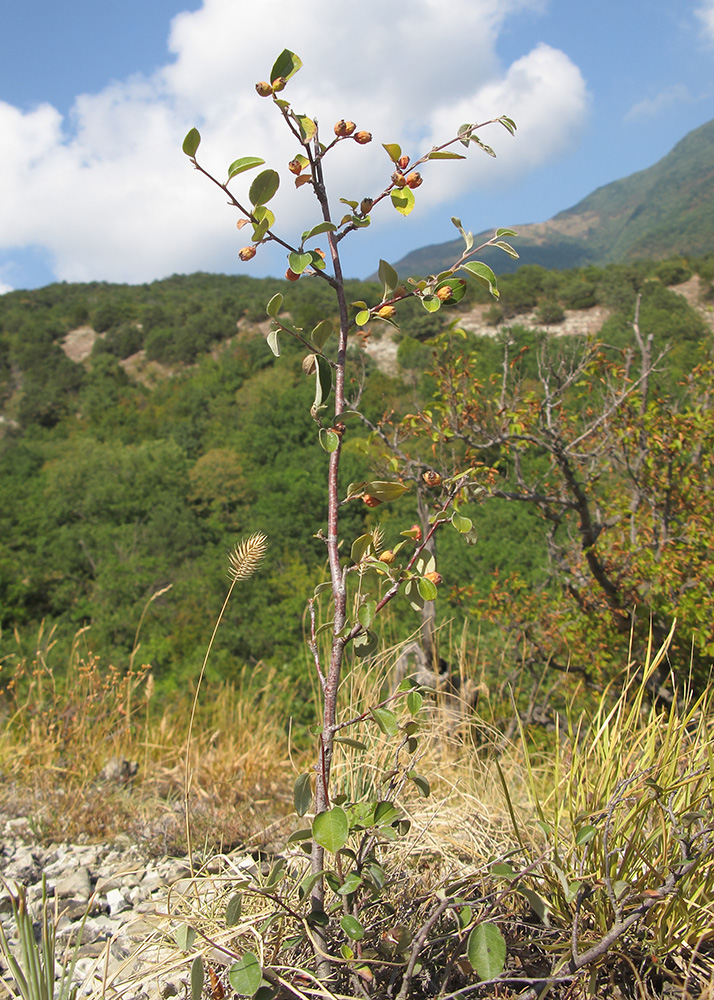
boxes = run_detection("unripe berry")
[359,197,374,215]
[363,495,381,507]
[436,285,453,302]
[381,549,396,564]
[288,159,303,175]
[255,81,273,97]
[406,172,423,189]
[422,470,442,487]
[398,155,410,170]
[271,76,287,92]
[285,268,300,282]
[424,571,443,586]
[354,131,372,145]
[334,120,356,137]
[238,246,257,261]
[391,171,407,188]
[377,305,396,319]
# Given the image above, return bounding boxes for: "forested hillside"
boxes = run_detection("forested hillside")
[1,254,713,707]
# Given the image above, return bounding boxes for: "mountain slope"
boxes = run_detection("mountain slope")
[391,118,714,277]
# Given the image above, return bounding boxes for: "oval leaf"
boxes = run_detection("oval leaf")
[417,577,438,601]
[294,772,312,817]
[451,512,473,533]
[303,221,336,241]
[358,599,376,630]
[175,924,196,952]
[314,354,332,409]
[270,49,303,84]
[353,629,378,658]
[364,481,409,502]
[340,914,365,940]
[267,330,280,357]
[319,428,340,453]
[226,893,243,926]
[461,260,499,298]
[390,187,415,217]
[266,292,283,318]
[371,706,399,737]
[228,953,263,997]
[182,128,201,157]
[427,150,466,160]
[249,169,280,207]
[467,923,506,981]
[355,309,371,327]
[191,956,205,1000]
[313,807,349,853]
[288,251,312,274]
[227,156,265,180]
[311,318,333,349]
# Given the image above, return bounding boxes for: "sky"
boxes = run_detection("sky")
[1,0,714,294]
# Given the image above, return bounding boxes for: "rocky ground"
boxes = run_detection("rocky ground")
[0,811,260,999]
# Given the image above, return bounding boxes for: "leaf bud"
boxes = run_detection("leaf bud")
[354,131,373,145]
[397,155,410,170]
[436,285,453,302]
[288,158,303,175]
[359,197,374,216]
[255,81,273,97]
[377,305,396,319]
[406,171,423,189]
[334,120,357,137]
[391,172,407,188]
[302,354,317,375]
[424,571,443,586]
[238,246,257,261]
[285,268,300,282]
[363,495,382,507]
[422,470,442,487]
[271,76,287,92]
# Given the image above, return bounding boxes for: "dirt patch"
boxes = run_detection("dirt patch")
[61,326,99,362]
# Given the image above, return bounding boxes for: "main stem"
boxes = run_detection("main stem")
[308,141,352,978]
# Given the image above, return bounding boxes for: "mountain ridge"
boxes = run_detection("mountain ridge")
[390,118,714,277]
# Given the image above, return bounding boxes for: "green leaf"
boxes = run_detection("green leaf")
[340,914,365,940]
[266,329,280,357]
[427,150,466,160]
[351,532,373,563]
[337,873,363,896]
[294,772,312,816]
[451,512,473,533]
[226,893,243,926]
[355,309,371,327]
[391,187,415,217]
[313,807,349,852]
[314,354,332,409]
[334,736,368,750]
[297,115,317,143]
[404,579,424,612]
[519,888,551,926]
[417,577,438,601]
[227,156,265,180]
[353,629,378,658]
[270,49,303,85]
[499,115,517,135]
[249,169,280,206]
[286,828,312,844]
[471,136,496,157]
[375,801,400,825]
[288,251,312,274]
[182,128,201,157]
[371,706,399,737]
[421,295,441,313]
[228,952,263,997]
[494,240,519,259]
[364,480,409,502]
[407,690,423,715]
[378,258,399,297]
[358,599,377,629]
[467,923,506,981]
[303,221,336,241]
[491,862,518,879]
[175,924,196,951]
[496,227,518,237]
[410,772,431,797]
[266,293,283,318]
[575,824,598,846]
[461,260,499,298]
[319,428,340,453]
[382,142,402,163]
[191,956,205,1000]
[310,318,333,349]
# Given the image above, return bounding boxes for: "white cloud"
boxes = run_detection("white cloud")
[0,283,13,296]
[625,83,692,121]
[0,0,588,285]
[695,0,714,43]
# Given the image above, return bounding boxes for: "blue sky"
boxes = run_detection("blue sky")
[1,0,713,293]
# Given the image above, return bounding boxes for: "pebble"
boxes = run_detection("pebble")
[0,816,257,999]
